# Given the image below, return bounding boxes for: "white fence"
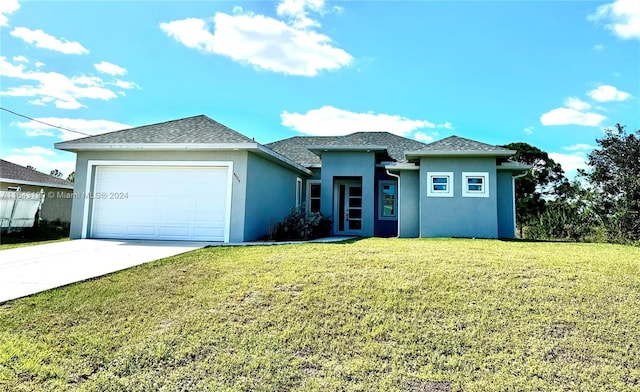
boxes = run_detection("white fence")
[0,190,45,231]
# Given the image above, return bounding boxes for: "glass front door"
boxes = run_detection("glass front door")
[335,179,363,235]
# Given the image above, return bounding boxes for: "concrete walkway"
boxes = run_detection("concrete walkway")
[0,239,207,303]
[0,236,357,303]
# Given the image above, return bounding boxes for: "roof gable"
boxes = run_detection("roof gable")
[266,132,429,166]
[56,115,255,146]
[0,159,73,187]
[418,135,514,154]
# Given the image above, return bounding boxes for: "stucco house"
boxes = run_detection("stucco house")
[55,115,529,242]
[0,159,74,225]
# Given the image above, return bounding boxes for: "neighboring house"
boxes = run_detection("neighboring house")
[55,115,529,242]
[0,159,74,225]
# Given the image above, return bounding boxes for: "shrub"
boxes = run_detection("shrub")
[270,206,332,241]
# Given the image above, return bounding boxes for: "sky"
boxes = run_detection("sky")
[1,0,638,180]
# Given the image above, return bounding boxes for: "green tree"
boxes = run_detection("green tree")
[50,169,63,178]
[582,124,640,243]
[502,142,570,237]
[66,171,75,183]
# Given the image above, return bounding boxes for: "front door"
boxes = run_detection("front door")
[335,179,363,235]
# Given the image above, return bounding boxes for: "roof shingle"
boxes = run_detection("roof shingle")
[416,135,513,153]
[56,115,255,146]
[0,159,73,187]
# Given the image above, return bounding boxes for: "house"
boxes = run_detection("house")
[0,159,74,226]
[55,115,529,242]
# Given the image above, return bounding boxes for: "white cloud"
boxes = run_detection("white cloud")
[587,84,632,102]
[540,107,607,127]
[160,12,352,76]
[277,0,324,29]
[113,80,139,89]
[34,61,45,68]
[563,143,595,151]
[281,106,437,136]
[414,132,435,143]
[94,61,127,76]
[549,152,589,177]
[2,153,76,179]
[11,146,56,156]
[593,44,605,51]
[524,126,535,134]
[0,56,120,109]
[436,122,453,130]
[588,0,640,40]
[564,97,592,111]
[10,27,89,55]
[0,0,19,27]
[13,55,28,63]
[13,117,132,141]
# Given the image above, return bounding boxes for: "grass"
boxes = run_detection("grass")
[0,226,69,250]
[0,238,639,391]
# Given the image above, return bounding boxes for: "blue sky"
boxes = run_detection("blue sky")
[1,0,638,179]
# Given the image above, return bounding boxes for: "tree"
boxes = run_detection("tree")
[502,142,571,237]
[582,124,640,243]
[26,165,36,170]
[66,171,75,183]
[50,169,63,178]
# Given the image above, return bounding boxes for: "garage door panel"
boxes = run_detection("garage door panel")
[91,165,230,241]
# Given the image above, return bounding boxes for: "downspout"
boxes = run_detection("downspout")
[512,171,527,238]
[385,169,401,238]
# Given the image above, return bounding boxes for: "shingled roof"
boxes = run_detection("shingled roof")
[266,132,428,166]
[415,135,514,154]
[0,159,74,188]
[56,115,255,146]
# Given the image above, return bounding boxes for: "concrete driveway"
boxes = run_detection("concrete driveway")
[0,239,208,303]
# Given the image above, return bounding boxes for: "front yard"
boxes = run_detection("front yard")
[0,239,638,391]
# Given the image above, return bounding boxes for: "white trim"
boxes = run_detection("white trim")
[296,177,303,207]
[82,160,233,242]
[406,150,516,158]
[385,170,401,237]
[57,142,258,151]
[306,179,321,213]
[378,180,397,220]
[426,172,454,197]
[462,172,489,198]
[0,178,74,190]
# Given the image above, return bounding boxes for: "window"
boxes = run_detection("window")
[427,172,453,197]
[306,180,321,213]
[296,177,303,207]
[7,186,21,192]
[378,180,397,220]
[462,172,489,197]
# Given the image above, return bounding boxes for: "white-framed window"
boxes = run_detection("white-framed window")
[378,180,397,220]
[306,180,321,213]
[7,186,21,192]
[296,177,303,207]
[427,172,453,197]
[462,172,489,197]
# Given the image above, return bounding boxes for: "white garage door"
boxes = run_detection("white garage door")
[90,165,230,241]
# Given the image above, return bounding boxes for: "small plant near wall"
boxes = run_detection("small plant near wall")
[269,206,332,241]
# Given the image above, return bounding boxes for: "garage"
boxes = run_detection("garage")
[90,164,231,241]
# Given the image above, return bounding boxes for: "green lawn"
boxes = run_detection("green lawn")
[0,226,69,250]
[1,239,639,391]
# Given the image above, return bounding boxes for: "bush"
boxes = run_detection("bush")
[269,206,332,241]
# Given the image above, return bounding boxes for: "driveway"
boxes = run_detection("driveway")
[0,239,208,303]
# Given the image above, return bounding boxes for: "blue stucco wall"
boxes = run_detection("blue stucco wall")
[69,150,249,242]
[320,151,375,237]
[398,170,420,238]
[420,157,498,238]
[497,170,516,238]
[245,152,301,241]
[374,168,398,237]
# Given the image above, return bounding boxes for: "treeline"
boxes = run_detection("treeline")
[507,124,639,245]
